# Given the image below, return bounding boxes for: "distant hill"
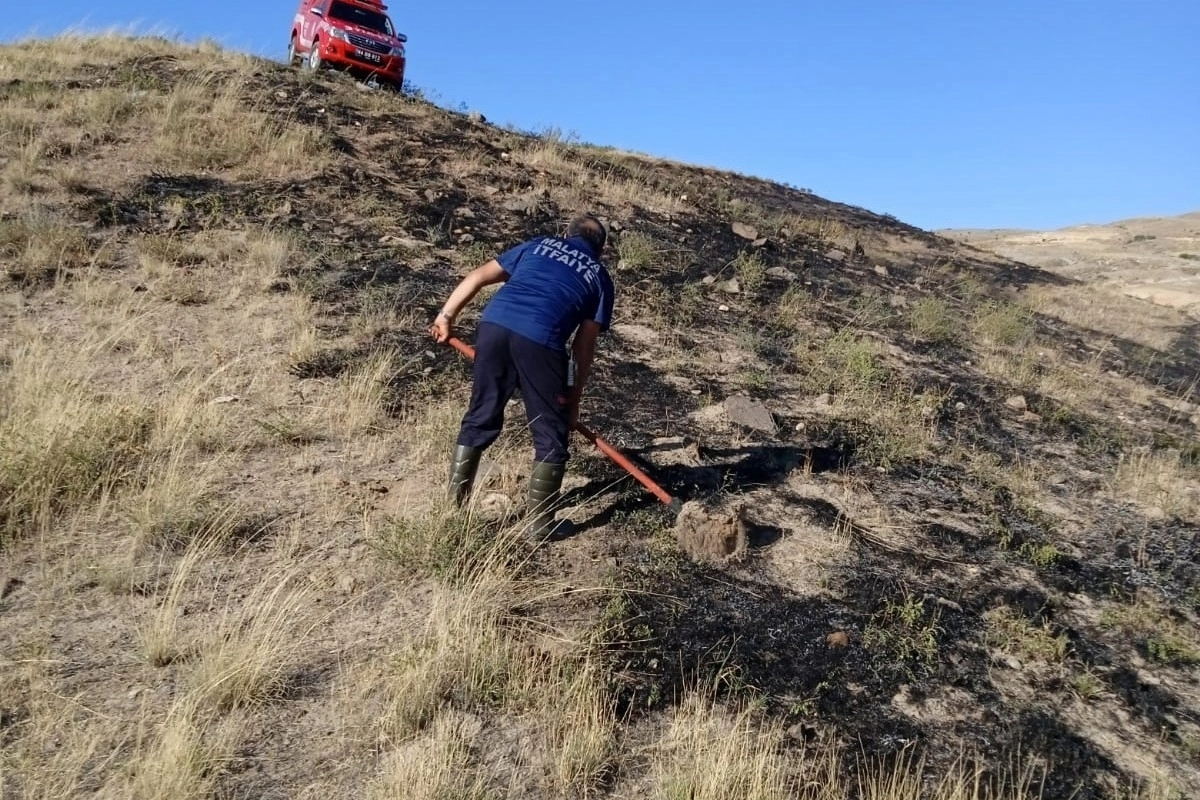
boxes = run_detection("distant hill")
[942,212,1200,312]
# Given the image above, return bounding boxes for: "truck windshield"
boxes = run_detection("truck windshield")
[328,2,393,36]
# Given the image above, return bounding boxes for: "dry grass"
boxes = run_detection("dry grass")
[1109,447,1200,521]
[0,328,152,541]
[530,658,618,794]
[324,350,398,438]
[369,714,493,800]
[0,210,101,284]
[115,697,242,800]
[151,72,328,177]
[983,606,1069,664]
[187,567,313,711]
[650,691,794,800]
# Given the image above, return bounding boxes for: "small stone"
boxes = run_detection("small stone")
[701,275,717,285]
[1005,395,1028,411]
[826,631,850,648]
[874,265,889,277]
[732,221,759,241]
[457,207,476,219]
[424,189,438,202]
[720,278,741,294]
[826,249,847,262]
[210,395,240,404]
[954,402,967,411]
[718,304,730,312]
[752,237,770,248]
[766,266,796,281]
[459,234,475,244]
[813,393,832,407]
[1021,411,1042,424]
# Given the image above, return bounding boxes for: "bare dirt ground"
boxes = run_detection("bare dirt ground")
[2,36,1199,800]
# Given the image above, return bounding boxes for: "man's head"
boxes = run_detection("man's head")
[567,213,607,254]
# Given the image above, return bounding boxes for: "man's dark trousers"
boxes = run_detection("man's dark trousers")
[457,322,570,464]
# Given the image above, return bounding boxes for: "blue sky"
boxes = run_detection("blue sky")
[3,1,1197,231]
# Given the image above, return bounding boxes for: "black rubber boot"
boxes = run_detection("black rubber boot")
[446,445,483,506]
[526,461,569,540]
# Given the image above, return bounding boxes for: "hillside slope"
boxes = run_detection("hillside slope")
[2,36,1199,800]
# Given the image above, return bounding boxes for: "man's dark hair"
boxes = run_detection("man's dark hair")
[567,213,607,253]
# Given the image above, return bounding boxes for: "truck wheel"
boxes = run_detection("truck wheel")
[288,36,301,67]
[307,44,322,71]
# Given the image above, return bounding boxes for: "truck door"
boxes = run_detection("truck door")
[301,0,329,47]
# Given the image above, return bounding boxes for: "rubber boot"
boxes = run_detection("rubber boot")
[446,445,483,507]
[525,461,569,540]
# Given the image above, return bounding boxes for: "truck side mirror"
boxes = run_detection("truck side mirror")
[310,7,324,15]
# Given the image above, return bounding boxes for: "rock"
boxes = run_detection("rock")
[731,221,759,241]
[210,395,241,404]
[724,395,777,434]
[814,393,832,407]
[826,249,847,262]
[701,275,717,285]
[874,265,889,277]
[458,234,475,244]
[718,304,730,312]
[1005,395,1028,411]
[766,266,796,281]
[1021,411,1042,424]
[467,111,486,123]
[483,185,501,196]
[720,278,741,294]
[826,631,850,648]
[456,207,476,219]
[954,402,967,411]
[423,189,438,202]
[752,237,770,248]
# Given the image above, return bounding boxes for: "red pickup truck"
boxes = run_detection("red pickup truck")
[289,0,407,91]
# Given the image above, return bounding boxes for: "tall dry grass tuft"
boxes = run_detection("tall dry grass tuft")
[1110,448,1200,521]
[369,714,493,800]
[116,697,242,800]
[531,657,618,795]
[379,572,526,740]
[187,568,313,711]
[0,657,121,799]
[650,691,794,800]
[0,332,152,541]
[323,350,398,438]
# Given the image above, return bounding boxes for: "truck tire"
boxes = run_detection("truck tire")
[288,36,301,67]
[307,43,322,71]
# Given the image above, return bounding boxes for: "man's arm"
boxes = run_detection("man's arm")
[429,259,508,343]
[566,320,602,426]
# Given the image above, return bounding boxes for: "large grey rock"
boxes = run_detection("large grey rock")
[724,395,777,434]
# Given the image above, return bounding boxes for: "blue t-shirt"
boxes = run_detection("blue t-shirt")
[481,235,615,350]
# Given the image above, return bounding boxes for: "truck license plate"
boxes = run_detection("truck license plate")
[355,48,382,63]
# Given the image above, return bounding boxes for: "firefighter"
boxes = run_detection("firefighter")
[429,213,615,538]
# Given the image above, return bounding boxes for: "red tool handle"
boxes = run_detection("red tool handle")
[445,336,681,511]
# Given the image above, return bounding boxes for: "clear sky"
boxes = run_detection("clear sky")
[3,1,1197,231]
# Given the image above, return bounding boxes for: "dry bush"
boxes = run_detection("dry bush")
[909,296,962,344]
[650,691,794,800]
[1100,595,1200,667]
[151,71,327,177]
[615,231,660,271]
[369,714,492,800]
[187,569,313,711]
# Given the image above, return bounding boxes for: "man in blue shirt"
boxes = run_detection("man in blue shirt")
[429,213,616,538]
